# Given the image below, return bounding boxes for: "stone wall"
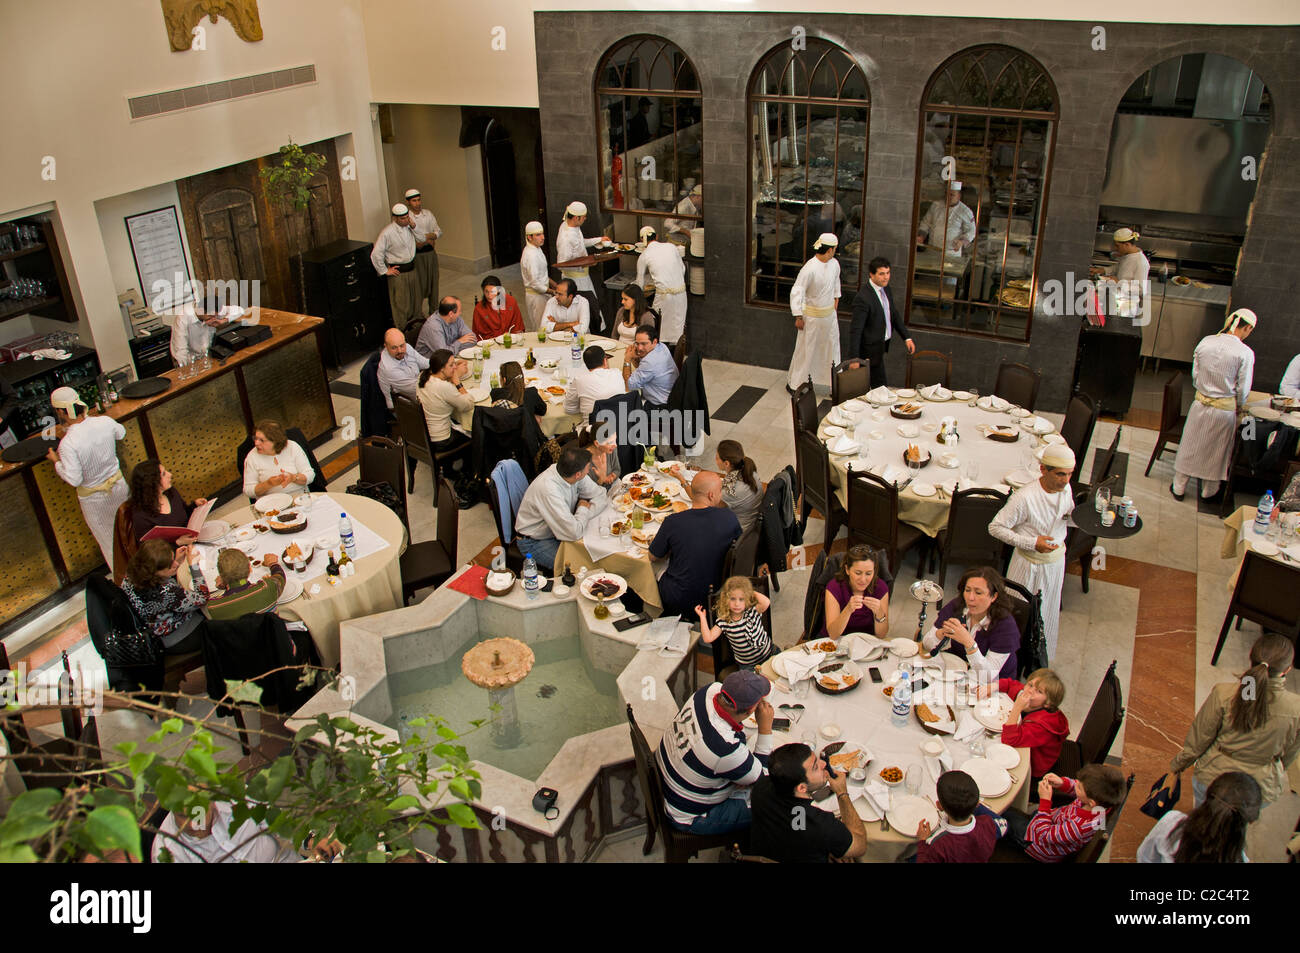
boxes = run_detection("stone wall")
[535,13,1300,410]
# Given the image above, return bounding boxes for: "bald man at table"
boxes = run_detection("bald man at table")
[648,471,740,619]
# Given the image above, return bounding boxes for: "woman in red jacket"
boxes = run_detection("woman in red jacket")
[472,275,525,338]
[991,667,1070,781]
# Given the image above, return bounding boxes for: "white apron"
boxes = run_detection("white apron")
[787,307,840,390]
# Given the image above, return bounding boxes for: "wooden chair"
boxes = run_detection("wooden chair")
[357,435,408,523]
[672,337,688,374]
[399,476,460,604]
[1051,660,1125,778]
[485,469,526,573]
[905,349,952,389]
[844,468,929,578]
[1003,578,1045,676]
[790,379,818,435]
[1212,550,1300,664]
[625,703,737,863]
[993,362,1041,412]
[1143,372,1186,476]
[393,393,461,505]
[801,547,894,642]
[795,430,846,549]
[1060,392,1098,493]
[991,772,1135,864]
[934,488,1009,586]
[704,576,774,681]
[722,521,762,580]
[830,361,871,405]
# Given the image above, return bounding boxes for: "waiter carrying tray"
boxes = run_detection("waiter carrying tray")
[635,224,687,345]
[988,443,1076,659]
[555,201,609,335]
[371,203,420,331]
[1170,308,1257,502]
[786,233,841,393]
[404,187,441,316]
[45,386,128,569]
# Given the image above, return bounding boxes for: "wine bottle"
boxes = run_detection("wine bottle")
[326,550,340,577]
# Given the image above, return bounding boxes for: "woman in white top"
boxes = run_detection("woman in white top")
[614,284,653,346]
[1137,771,1260,863]
[242,420,314,498]
[416,349,474,451]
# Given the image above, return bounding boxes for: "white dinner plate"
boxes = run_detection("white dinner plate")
[984,742,1021,771]
[277,576,304,605]
[1028,416,1055,434]
[254,493,293,514]
[895,388,917,399]
[910,482,936,497]
[547,331,574,343]
[822,425,845,438]
[937,454,960,469]
[579,573,627,602]
[977,396,1010,412]
[1041,433,1066,446]
[827,440,861,455]
[1008,407,1031,419]
[841,400,867,414]
[952,391,973,401]
[231,525,258,543]
[889,637,919,658]
[974,693,1015,732]
[960,757,1013,798]
[886,795,940,839]
[196,520,230,544]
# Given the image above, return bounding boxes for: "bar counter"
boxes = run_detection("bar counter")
[0,310,336,626]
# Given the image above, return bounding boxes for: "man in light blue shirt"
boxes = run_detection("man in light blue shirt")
[622,324,678,407]
[513,446,609,572]
[415,295,476,358]
[377,327,429,409]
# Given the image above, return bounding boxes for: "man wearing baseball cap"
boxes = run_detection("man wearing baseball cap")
[404,188,441,315]
[655,670,774,836]
[519,220,555,331]
[46,387,128,569]
[555,201,609,334]
[370,203,419,330]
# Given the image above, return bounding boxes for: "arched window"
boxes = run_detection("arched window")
[748,38,869,306]
[908,46,1058,341]
[596,36,702,229]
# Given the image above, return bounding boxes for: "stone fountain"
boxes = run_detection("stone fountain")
[461,637,535,747]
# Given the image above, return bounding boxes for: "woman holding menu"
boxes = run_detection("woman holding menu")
[128,459,209,544]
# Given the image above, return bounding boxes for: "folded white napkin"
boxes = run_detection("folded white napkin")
[777,649,825,682]
[827,407,850,426]
[866,385,895,403]
[990,396,1009,410]
[954,711,985,743]
[829,436,858,454]
[861,780,890,816]
[879,464,906,485]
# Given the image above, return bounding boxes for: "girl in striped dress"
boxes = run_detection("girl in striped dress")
[696,576,774,668]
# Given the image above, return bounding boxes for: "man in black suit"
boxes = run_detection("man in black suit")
[848,257,914,387]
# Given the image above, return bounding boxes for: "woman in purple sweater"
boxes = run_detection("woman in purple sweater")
[823,545,892,638]
[920,566,1020,679]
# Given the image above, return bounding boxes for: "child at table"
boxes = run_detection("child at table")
[915,769,1008,862]
[695,576,774,669]
[1008,764,1127,862]
[987,668,1070,783]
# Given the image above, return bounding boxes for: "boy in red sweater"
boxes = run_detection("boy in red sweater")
[915,770,1008,862]
[1009,764,1127,862]
[991,668,1069,782]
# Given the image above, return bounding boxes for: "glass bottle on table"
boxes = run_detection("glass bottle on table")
[326,551,340,578]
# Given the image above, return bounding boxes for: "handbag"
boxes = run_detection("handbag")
[1140,772,1181,820]
[101,628,161,668]
[346,479,403,516]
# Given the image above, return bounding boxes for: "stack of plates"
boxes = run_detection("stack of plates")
[690,227,705,257]
[689,263,706,295]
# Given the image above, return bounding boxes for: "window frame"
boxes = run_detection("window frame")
[906,45,1060,343]
[745,38,871,311]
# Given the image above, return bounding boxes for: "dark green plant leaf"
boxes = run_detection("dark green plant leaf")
[86,806,142,861]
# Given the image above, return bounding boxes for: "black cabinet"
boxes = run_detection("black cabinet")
[129,326,173,378]
[1073,320,1142,417]
[299,239,390,368]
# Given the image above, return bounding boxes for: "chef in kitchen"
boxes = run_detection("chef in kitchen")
[170,298,236,368]
[634,224,687,346]
[664,184,702,240]
[917,180,976,256]
[1089,226,1150,320]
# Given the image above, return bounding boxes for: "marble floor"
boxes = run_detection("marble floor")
[6,299,1297,862]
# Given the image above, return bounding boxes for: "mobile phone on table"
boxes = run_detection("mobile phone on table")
[868,666,883,683]
[771,717,791,732]
[613,612,652,632]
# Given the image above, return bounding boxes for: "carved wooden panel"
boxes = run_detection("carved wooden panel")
[162,1,264,52]
[0,475,61,620]
[145,373,247,500]
[196,188,267,285]
[241,334,333,442]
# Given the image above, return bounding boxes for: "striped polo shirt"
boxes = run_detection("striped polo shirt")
[655,683,772,826]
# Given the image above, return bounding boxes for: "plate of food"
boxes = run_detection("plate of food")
[545,385,566,397]
[960,757,1012,798]
[805,638,838,654]
[815,659,863,694]
[1171,275,1192,286]
[878,765,904,787]
[269,510,308,534]
[627,486,675,512]
[281,541,313,570]
[580,573,627,602]
[891,401,924,419]
[254,492,293,514]
[231,525,258,543]
[821,740,871,775]
[974,692,1015,732]
[626,472,654,487]
[915,698,957,735]
[629,524,660,547]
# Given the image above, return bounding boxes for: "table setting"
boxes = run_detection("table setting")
[1221,505,1300,591]
[754,638,1030,859]
[817,384,1062,536]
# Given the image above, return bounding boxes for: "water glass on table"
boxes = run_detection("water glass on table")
[964,459,980,488]
[905,764,922,797]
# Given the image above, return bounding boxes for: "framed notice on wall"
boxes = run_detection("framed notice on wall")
[125,206,192,312]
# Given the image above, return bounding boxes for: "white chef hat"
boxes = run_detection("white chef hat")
[948,180,963,191]
[404,188,421,199]
[1113,227,1140,243]
[391,203,409,217]
[813,233,838,250]
[524,220,544,235]
[689,184,702,197]
[1224,308,1257,332]
[565,201,587,217]
[1041,444,1076,469]
[639,225,657,241]
[50,386,83,415]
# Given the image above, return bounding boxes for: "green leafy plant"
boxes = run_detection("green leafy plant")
[0,671,485,863]
[260,138,328,313]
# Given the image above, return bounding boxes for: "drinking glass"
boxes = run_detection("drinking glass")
[964,459,980,487]
[801,731,817,751]
[473,356,484,379]
[793,677,810,700]
[1101,507,1116,528]
[599,519,610,538]
[1095,485,1111,514]
[968,733,985,759]
[1266,517,1282,543]
[904,764,921,797]
[481,342,492,360]
[503,332,512,348]
[537,327,547,343]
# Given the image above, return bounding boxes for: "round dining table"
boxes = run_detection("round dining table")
[755,644,1031,862]
[451,333,624,437]
[818,388,1060,536]
[190,492,406,669]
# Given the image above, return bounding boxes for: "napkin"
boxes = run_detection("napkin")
[777,649,825,682]
[989,396,1009,411]
[861,781,890,817]
[866,385,895,404]
[26,348,71,361]
[828,435,858,454]
[924,748,955,783]
[827,407,851,426]
[954,711,985,743]
[879,464,906,485]
[638,617,688,657]
[921,384,951,400]
[447,564,489,600]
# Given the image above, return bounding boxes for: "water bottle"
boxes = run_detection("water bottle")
[891,671,912,727]
[1254,491,1274,533]
[339,513,357,558]
[570,336,581,366]
[523,553,539,600]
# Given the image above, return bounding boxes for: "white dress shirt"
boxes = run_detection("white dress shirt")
[789,256,841,317]
[541,296,590,334]
[873,282,892,341]
[408,208,442,244]
[54,416,126,488]
[520,244,550,294]
[664,195,700,236]
[514,464,609,542]
[169,303,233,365]
[370,222,417,276]
[1279,354,1300,399]
[563,366,626,416]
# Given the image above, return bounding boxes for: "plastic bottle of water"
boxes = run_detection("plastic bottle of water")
[1254,491,1274,532]
[570,336,581,366]
[339,512,357,558]
[891,671,912,727]
[523,553,539,600]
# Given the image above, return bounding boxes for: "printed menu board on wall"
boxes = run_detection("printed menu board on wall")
[125,206,192,312]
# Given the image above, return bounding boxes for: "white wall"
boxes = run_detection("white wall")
[93,182,196,332]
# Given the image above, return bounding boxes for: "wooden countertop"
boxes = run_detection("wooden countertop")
[0,310,324,479]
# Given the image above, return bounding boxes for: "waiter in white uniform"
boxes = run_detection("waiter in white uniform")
[520,220,554,331]
[634,225,687,345]
[664,184,702,239]
[371,203,420,331]
[404,188,442,317]
[917,180,976,255]
[988,443,1076,659]
[1090,227,1150,320]
[1171,308,1256,501]
[45,387,128,569]
[786,233,841,392]
[169,301,233,368]
[555,201,608,334]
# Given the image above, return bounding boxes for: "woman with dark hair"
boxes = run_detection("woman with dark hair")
[920,566,1020,679]
[823,544,891,638]
[614,284,652,346]
[1170,633,1299,807]
[129,459,209,544]
[472,274,524,338]
[668,439,762,533]
[417,349,474,456]
[490,360,547,419]
[242,419,313,498]
[1138,771,1262,863]
[120,538,209,655]
[576,423,620,488]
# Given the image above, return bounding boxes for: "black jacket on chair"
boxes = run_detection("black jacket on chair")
[202,613,318,716]
[591,390,646,477]
[758,466,802,579]
[663,352,710,447]
[848,282,908,360]
[470,402,544,487]
[360,350,393,440]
